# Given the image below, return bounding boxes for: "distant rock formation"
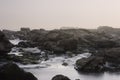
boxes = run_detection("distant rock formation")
[20,27,30,32]
[3,26,120,53]
[60,26,79,30]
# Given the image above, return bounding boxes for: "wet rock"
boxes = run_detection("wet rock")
[62,62,68,66]
[75,56,105,72]
[0,31,13,55]
[0,62,37,80]
[7,52,41,65]
[52,75,70,80]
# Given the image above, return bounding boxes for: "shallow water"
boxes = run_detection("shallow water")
[24,63,120,80]
[21,54,120,80]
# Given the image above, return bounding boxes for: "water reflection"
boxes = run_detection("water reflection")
[77,71,104,77]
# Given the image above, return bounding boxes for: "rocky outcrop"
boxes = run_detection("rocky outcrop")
[3,26,120,72]
[0,62,37,80]
[0,31,13,55]
[75,56,105,72]
[3,26,120,54]
[26,27,120,54]
[0,31,38,80]
[52,75,70,80]
[75,47,120,72]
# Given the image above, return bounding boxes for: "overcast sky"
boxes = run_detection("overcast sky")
[0,0,120,30]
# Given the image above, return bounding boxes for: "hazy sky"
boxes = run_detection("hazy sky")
[0,0,120,30]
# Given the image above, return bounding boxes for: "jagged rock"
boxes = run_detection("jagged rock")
[52,75,70,80]
[0,62,37,80]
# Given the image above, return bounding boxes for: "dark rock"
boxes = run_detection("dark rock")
[20,28,30,32]
[43,41,64,54]
[62,62,68,66]
[0,31,13,54]
[75,56,105,72]
[17,41,37,48]
[0,62,37,80]
[2,30,17,39]
[105,48,120,64]
[94,40,117,48]
[52,75,70,80]
[58,38,78,51]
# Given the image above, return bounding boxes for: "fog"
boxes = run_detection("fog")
[0,0,120,30]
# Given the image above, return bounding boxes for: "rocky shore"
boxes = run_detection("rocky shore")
[2,26,120,80]
[0,31,37,80]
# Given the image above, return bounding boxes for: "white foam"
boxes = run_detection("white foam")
[9,39,24,45]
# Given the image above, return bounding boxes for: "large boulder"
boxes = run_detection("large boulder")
[52,75,70,80]
[0,62,37,80]
[75,56,105,72]
[0,31,13,54]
